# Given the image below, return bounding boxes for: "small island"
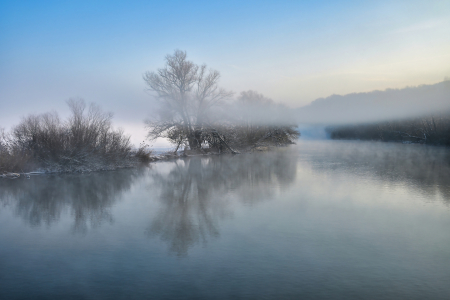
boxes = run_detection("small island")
[0,51,299,176]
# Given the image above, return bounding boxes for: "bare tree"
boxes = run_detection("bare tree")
[143,50,232,150]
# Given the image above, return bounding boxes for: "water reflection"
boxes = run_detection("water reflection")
[0,168,144,232]
[2,141,449,241]
[147,149,298,255]
[2,142,450,299]
[299,141,450,203]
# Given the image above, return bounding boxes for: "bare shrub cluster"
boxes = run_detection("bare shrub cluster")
[1,127,33,173]
[1,99,133,173]
[134,142,154,163]
[327,112,450,146]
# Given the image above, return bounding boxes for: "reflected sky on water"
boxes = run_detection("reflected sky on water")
[1,141,450,299]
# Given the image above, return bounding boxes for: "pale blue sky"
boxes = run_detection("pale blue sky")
[1,0,449,145]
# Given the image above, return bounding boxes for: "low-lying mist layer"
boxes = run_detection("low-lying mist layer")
[327,112,450,146]
[297,81,450,125]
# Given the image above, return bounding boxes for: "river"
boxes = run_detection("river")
[1,140,449,299]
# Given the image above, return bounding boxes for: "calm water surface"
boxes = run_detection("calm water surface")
[1,141,450,299]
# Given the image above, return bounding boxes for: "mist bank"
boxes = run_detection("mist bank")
[297,81,450,125]
[204,81,450,129]
[326,112,450,146]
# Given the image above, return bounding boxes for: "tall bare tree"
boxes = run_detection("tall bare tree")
[143,50,232,150]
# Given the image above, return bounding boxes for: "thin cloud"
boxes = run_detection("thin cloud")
[391,19,448,34]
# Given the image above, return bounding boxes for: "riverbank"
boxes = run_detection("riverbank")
[0,143,286,178]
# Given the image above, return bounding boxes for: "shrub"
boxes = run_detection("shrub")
[134,142,154,163]
[0,127,33,173]
[1,99,133,172]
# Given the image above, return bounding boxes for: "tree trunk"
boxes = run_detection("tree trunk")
[187,129,203,150]
[211,129,239,154]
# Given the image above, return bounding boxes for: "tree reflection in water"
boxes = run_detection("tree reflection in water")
[147,149,298,256]
[0,168,144,233]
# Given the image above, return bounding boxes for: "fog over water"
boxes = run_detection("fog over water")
[2,80,448,147]
[1,141,450,299]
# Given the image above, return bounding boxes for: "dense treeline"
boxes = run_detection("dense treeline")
[327,112,450,146]
[0,99,150,173]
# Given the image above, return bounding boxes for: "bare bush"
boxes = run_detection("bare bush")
[0,127,33,173]
[1,99,133,173]
[134,142,154,163]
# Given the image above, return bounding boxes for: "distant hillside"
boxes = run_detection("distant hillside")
[297,81,450,125]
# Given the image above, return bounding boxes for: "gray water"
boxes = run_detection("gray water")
[1,141,450,299]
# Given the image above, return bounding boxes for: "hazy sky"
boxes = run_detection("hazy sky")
[1,0,449,146]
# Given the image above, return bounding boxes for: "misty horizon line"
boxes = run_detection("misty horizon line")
[296,79,450,125]
[298,78,449,108]
[1,79,449,140]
